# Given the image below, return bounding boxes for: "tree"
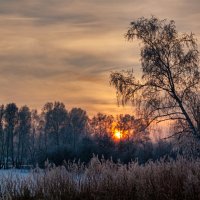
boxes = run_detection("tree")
[116,114,149,142]
[110,16,200,139]
[43,102,68,148]
[0,105,4,167]
[4,103,18,167]
[69,108,88,149]
[29,109,41,166]
[17,106,31,167]
[90,113,114,137]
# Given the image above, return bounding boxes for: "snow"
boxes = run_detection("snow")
[0,169,31,179]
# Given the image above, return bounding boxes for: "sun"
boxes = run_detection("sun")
[114,129,122,140]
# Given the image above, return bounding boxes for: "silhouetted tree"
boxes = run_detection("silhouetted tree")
[0,105,4,167]
[4,103,18,167]
[16,106,31,167]
[90,113,114,137]
[29,109,41,166]
[69,108,88,149]
[43,102,68,148]
[111,16,200,139]
[116,114,135,141]
[116,114,149,142]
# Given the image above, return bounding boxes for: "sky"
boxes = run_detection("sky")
[0,0,200,116]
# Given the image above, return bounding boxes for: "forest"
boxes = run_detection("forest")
[0,101,174,168]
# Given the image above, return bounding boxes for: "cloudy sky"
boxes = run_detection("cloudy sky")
[0,0,200,116]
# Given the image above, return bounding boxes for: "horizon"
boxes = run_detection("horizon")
[0,0,200,116]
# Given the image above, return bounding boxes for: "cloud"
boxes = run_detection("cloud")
[0,0,199,115]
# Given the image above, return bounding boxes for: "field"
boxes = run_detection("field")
[0,156,199,200]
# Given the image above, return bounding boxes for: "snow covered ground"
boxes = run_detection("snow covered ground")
[0,169,31,179]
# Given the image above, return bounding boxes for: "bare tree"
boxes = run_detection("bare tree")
[116,114,149,142]
[110,16,200,139]
[17,106,31,167]
[69,108,88,149]
[43,102,68,148]
[4,103,18,167]
[90,113,114,137]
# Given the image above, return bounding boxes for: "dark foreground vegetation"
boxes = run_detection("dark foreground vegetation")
[0,156,200,200]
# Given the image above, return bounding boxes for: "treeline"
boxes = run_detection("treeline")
[0,102,173,168]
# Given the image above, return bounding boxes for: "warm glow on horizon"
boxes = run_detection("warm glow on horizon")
[111,122,125,141]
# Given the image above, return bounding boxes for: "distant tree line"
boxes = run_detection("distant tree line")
[0,102,174,168]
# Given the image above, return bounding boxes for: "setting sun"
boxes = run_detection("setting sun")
[114,129,122,140]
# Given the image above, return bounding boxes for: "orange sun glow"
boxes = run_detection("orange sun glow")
[114,129,122,140]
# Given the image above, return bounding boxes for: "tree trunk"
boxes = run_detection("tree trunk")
[174,93,199,138]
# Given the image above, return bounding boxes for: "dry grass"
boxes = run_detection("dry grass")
[0,156,200,200]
